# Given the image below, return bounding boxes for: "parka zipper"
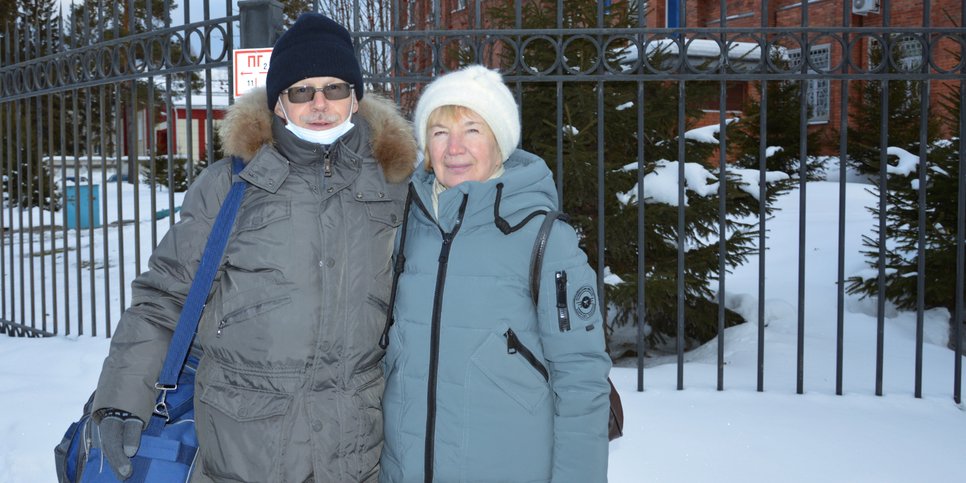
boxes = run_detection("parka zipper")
[322,147,333,177]
[555,270,571,332]
[504,328,549,382]
[424,193,469,483]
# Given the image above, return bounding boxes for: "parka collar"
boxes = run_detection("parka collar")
[411,149,559,232]
[270,114,370,167]
[219,87,416,184]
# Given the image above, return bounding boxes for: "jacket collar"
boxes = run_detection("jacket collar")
[412,149,558,232]
[219,87,416,184]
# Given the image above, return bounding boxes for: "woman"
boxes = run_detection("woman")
[379,65,611,482]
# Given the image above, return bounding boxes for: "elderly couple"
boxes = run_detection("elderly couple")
[90,12,610,483]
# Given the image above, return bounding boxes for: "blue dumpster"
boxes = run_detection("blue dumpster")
[65,184,100,229]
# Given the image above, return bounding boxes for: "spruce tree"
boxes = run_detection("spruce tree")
[729,52,828,184]
[486,0,780,352]
[848,36,940,176]
[1,0,61,210]
[846,50,963,348]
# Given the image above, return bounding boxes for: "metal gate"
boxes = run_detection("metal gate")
[2,0,965,401]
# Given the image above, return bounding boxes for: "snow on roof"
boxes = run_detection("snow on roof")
[617,38,788,65]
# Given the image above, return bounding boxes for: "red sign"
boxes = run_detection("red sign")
[233,48,273,98]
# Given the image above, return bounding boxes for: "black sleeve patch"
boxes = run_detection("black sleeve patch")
[573,285,597,320]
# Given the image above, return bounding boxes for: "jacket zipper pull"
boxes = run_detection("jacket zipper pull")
[555,271,571,332]
[323,149,333,177]
[504,328,519,354]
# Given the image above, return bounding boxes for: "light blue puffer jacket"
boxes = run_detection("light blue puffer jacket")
[379,149,611,483]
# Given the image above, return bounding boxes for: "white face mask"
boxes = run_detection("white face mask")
[280,96,356,146]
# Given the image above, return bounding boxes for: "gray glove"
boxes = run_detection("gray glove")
[94,408,144,480]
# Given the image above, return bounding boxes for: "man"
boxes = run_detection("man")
[90,13,415,482]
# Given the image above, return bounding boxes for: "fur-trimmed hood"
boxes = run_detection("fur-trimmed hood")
[219,87,416,183]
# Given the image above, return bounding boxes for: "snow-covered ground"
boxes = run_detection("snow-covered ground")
[2,164,965,482]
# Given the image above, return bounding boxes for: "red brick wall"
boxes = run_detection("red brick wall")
[678,0,963,141]
[404,0,962,139]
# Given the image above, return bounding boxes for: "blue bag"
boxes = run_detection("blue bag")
[55,158,248,482]
[55,359,199,483]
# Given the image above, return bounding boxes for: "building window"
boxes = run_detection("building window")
[407,49,417,70]
[869,35,924,70]
[788,44,831,124]
[404,1,415,28]
[869,35,925,108]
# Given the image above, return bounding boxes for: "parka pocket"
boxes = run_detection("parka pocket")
[358,196,404,281]
[199,383,291,422]
[363,199,403,228]
[504,328,549,382]
[225,199,292,274]
[233,199,292,233]
[350,364,384,480]
[216,294,291,337]
[196,383,292,481]
[469,327,550,413]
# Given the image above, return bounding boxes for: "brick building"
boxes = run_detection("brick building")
[398,1,962,138]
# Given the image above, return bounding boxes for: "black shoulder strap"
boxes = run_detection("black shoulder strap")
[529,211,570,306]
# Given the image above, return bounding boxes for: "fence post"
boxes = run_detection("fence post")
[238,0,284,48]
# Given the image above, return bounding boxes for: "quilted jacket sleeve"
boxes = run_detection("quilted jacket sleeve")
[92,160,234,423]
[536,219,612,483]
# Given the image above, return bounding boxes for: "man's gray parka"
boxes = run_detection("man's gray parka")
[92,88,416,482]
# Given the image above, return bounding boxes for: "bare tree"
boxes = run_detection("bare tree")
[316,0,395,96]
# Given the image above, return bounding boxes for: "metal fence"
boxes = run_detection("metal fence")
[1,0,965,402]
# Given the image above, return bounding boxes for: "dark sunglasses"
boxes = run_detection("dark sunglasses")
[283,83,354,103]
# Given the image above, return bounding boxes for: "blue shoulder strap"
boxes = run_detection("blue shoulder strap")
[153,158,247,411]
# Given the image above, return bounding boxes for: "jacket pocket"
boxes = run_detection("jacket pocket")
[224,199,293,274]
[350,364,384,481]
[469,327,550,413]
[196,383,292,481]
[216,294,291,336]
[199,383,291,422]
[504,328,549,382]
[363,198,403,228]
[234,199,291,233]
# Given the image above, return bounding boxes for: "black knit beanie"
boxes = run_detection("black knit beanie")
[265,12,364,110]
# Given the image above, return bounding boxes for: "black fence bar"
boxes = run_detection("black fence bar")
[635,0,647,394]
[835,0,851,398]
[1,0,964,404]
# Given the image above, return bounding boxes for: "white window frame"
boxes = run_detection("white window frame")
[869,35,925,108]
[788,43,831,124]
[405,1,416,29]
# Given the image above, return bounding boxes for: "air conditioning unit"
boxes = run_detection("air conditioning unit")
[853,0,880,15]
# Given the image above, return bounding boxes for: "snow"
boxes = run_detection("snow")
[729,168,791,201]
[683,119,736,144]
[2,166,966,482]
[886,146,919,177]
[618,38,767,64]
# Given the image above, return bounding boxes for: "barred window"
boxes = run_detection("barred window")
[405,1,416,28]
[892,35,924,71]
[869,35,925,108]
[788,44,831,124]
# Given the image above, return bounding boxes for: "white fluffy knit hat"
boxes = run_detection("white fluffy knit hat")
[413,65,520,163]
